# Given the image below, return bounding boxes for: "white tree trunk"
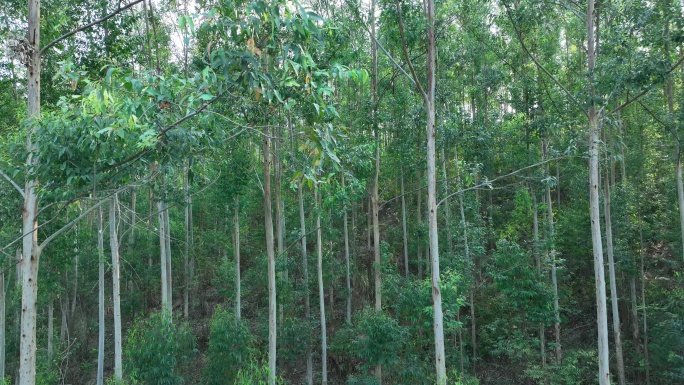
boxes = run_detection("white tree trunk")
[315,187,327,385]
[533,193,546,366]
[110,197,123,381]
[298,181,313,385]
[19,2,41,383]
[158,201,170,316]
[587,1,610,383]
[164,203,172,313]
[97,207,105,385]
[263,126,277,385]
[604,160,625,385]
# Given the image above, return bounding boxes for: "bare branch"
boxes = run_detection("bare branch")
[40,0,146,55]
[0,169,24,198]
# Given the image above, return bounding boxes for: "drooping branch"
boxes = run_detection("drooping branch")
[0,169,24,198]
[40,0,146,55]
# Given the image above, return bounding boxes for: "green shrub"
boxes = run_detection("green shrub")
[234,359,284,385]
[203,305,253,385]
[124,312,195,385]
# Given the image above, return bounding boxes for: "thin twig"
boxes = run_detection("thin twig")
[40,0,145,55]
[0,169,24,198]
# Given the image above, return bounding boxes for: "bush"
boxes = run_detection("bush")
[124,312,195,385]
[234,359,285,385]
[203,305,253,385]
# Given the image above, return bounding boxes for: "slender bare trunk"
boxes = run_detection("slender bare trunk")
[110,197,123,381]
[275,125,286,324]
[0,268,5,382]
[263,126,277,385]
[401,168,409,277]
[441,147,453,255]
[343,176,352,324]
[417,169,423,279]
[425,0,445,375]
[544,141,562,362]
[97,207,105,385]
[315,188,327,385]
[47,297,53,360]
[164,202,172,314]
[184,161,190,319]
[604,149,625,385]
[158,200,170,316]
[19,1,41,383]
[533,193,546,366]
[234,195,241,321]
[638,215,651,385]
[298,180,313,385]
[130,188,137,247]
[587,1,610,382]
[455,148,476,370]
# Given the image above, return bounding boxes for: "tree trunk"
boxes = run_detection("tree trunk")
[455,148,476,370]
[544,141,562,362]
[47,297,53,360]
[587,1,611,382]
[677,153,684,260]
[164,202,172,314]
[441,147,453,256]
[184,161,190,319]
[343,176,352,324]
[400,168,409,277]
[263,126,277,385]
[533,193,546,366]
[97,206,105,385]
[158,200,170,316]
[638,214,651,385]
[130,188,137,248]
[298,180,313,385]
[19,1,41,383]
[275,125,286,324]
[0,267,6,383]
[603,149,625,385]
[234,195,241,320]
[315,187,328,385]
[109,197,123,381]
[71,219,79,318]
[417,168,423,279]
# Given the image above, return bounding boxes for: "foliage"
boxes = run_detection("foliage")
[124,312,196,385]
[203,305,253,385]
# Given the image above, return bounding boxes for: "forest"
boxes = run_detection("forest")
[1,0,683,384]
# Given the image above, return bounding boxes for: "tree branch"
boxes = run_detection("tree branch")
[504,5,587,118]
[395,0,427,100]
[0,169,24,198]
[611,55,684,114]
[40,0,145,55]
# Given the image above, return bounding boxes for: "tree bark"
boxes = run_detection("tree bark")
[400,168,409,277]
[587,1,611,382]
[109,197,123,381]
[343,176,352,324]
[164,202,172,314]
[533,193,546,366]
[315,187,327,385]
[544,141,562,362]
[603,146,625,385]
[638,214,651,385]
[184,161,190,319]
[97,206,105,385]
[19,1,41,383]
[263,126,277,385]
[0,267,5,383]
[234,195,241,321]
[47,297,53,360]
[158,200,170,316]
[298,180,313,385]
[275,125,286,324]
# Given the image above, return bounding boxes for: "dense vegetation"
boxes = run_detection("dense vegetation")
[1,0,683,384]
